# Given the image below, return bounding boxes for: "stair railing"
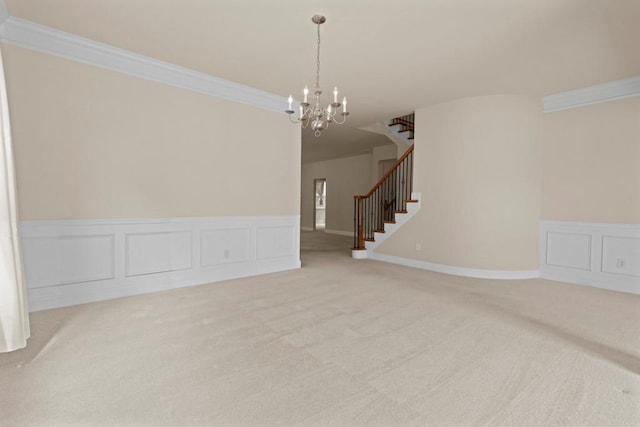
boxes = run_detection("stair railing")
[389,113,415,141]
[353,145,414,250]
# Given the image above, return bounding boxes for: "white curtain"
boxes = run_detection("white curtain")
[0,46,30,353]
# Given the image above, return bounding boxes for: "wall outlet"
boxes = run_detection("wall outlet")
[415,243,421,251]
[616,258,626,269]
[224,250,230,259]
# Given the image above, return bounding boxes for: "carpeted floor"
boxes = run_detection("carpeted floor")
[1,231,639,426]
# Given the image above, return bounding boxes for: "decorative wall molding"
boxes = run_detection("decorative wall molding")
[20,216,301,311]
[0,16,287,113]
[200,227,251,267]
[256,226,297,260]
[125,231,193,277]
[21,234,115,288]
[368,252,539,280]
[539,220,640,295]
[543,76,640,112]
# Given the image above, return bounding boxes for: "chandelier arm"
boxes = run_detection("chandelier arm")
[288,114,301,124]
[332,114,348,125]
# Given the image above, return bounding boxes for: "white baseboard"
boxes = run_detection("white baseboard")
[368,252,539,280]
[324,229,354,237]
[300,228,352,237]
[351,249,368,259]
[365,192,421,251]
[20,215,301,311]
[539,221,640,295]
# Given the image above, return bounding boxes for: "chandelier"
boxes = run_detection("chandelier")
[286,15,349,137]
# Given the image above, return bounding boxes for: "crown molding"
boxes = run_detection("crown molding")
[543,76,640,112]
[0,17,286,113]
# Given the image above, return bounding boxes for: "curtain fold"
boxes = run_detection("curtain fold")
[0,46,30,353]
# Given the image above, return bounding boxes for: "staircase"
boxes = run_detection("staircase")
[352,113,420,257]
[387,113,415,144]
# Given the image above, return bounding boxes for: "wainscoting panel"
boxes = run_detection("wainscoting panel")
[22,234,115,288]
[125,231,192,277]
[20,216,300,311]
[256,225,297,260]
[545,232,592,271]
[602,235,640,277]
[200,228,251,267]
[539,221,640,294]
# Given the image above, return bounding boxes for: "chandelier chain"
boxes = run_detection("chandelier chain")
[315,22,321,90]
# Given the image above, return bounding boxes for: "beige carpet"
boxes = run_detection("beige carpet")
[1,231,639,426]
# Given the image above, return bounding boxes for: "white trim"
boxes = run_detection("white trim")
[351,249,368,259]
[324,229,353,237]
[21,215,301,311]
[539,220,640,295]
[19,215,298,229]
[0,17,287,113]
[0,0,8,25]
[364,192,421,251]
[539,220,639,231]
[299,227,351,236]
[368,252,539,280]
[543,76,640,112]
[351,192,421,260]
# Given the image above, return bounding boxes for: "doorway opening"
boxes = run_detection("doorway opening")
[314,178,327,231]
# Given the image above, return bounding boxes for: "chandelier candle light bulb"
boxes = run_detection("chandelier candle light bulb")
[285,15,350,137]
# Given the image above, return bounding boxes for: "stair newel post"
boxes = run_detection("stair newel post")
[353,197,357,249]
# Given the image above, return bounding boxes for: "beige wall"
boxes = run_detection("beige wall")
[3,44,300,221]
[541,97,640,223]
[371,144,397,184]
[301,154,372,233]
[378,95,541,271]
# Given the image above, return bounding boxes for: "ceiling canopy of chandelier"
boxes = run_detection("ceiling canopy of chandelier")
[286,15,349,137]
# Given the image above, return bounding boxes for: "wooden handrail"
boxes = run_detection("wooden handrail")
[352,144,414,250]
[353,112,415,250]
[354,145,414,199]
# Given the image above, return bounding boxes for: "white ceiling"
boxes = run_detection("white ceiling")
[5,0,640,162]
